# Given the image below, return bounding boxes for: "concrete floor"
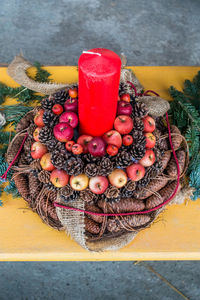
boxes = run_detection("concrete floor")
[1,0,200,299]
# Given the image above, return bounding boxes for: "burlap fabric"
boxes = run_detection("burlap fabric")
[5,56,189,251]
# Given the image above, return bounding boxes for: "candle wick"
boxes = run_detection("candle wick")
[82,51,101,56]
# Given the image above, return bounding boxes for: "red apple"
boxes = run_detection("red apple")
[31,141,48,159]
[143,115,156,133]
[65,140,75,152]
[120,93,131,102]
[89,176,109,194]
[72,144,83,155]
[88,137,106,157]
[106,144,118,156]
[34,109,45,127]
[59,111,78,128]
[114,115,133,135]
[33,127,42,142]
[52,104,63,115]
[50,169,69,188]
[144,133,156,148]
[139,149,156,167]
[108,169,127,188]
[122,135,133,146]
[126,163,145,181]
[117,100,133,116]
[77,135,93,153]
[53,122,74,142]
[102,130,122,148]
[69,87,78,98]
[70,174,89,191]
[64,98,78,112]
[40,153,55,171]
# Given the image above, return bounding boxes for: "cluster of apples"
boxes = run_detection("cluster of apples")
[30,89,157,194]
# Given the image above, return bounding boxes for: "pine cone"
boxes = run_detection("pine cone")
[155,117,167,134]
[105,185,120,202]
[120,187,134,198]
[115,150,133,168]
[85,217,100,235]
[43,111,58,128]
[98,157,113,176]
[51,149,68,169]
[46,138,57,152]
[132,102,148,118]
[64,157,84,176]
[60,184,73,198]
[44,182,58,192]
[82,153,99,164]
[27,123,36,137]
[62,190,80,203]
[130,144,146,161]
[26,152,34,164]
[53,90,68,105]
[38,170,51,183]
[84,163,99,178]
[133,117,144,132]
[30,159,41,171]
[107,214,151,232]
[80,188,96,202]
[41,97,55,110]
[125,180,136,192]
[39,126,53,144]
[131,129,143,140]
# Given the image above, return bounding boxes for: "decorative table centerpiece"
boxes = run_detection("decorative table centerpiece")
[0,49,190,251]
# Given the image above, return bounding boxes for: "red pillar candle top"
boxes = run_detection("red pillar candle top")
[78,48,121,136]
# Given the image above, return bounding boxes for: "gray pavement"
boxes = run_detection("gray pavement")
[1,0,200,299]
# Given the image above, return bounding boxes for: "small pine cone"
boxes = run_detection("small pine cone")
[105,185,120,200]
[157,137,169,151]
[43,111,58,128]
[41,97,55,110]
[53,90,68,105]
[55,141,67,152]
[98,157,114,176]
[80,188,95,203]
[51,149,67,169]
[82,153,99,164]
[30,159,41,171]
[115,150,133,168]
[133,117,144,131]
[27,123,36,137]
[151,161,163,176]
[64,157,84,176]
[38,170,51,183]
[130,144,146,160]
[60,184,73,198]
[62,190,80,203]
[24,137,33,152]
[39,126,53,144]
[155,117,167,134]
[26,152,34,164]
[84,163,99,178]
[137,176,150,189]
[125,180,136,192]
[120,187,134,198]
[154,147,164,160]
[132,102,148,118]
[46,139,57,152]
[85,217,100,234]
[44,182,58,192]
[132,129,143,140]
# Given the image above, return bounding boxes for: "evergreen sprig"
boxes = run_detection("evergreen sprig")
[169,71,200,200]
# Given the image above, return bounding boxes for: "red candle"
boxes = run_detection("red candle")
[78,48,121,136]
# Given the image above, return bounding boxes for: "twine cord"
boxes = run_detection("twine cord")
[54,111,181,216]
[0,133,28,181]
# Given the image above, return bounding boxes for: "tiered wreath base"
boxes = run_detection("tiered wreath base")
[6,107,188,251]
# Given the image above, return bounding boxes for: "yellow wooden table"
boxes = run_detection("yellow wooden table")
[0,66,200,261]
